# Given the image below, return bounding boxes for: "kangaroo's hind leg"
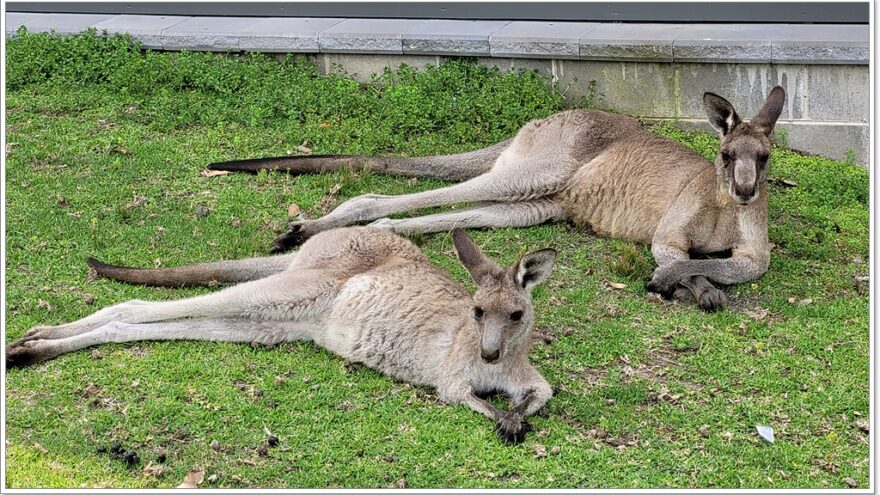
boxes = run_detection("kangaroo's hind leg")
[7,318,316,368]
[16,268,342,344]
[272,151,577,252]
[368,198,566,235]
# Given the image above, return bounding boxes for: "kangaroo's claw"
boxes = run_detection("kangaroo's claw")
[270,224,313,253]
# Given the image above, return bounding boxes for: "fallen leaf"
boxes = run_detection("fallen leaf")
[699,425,710,438]
[609,282,627,290]
[533,444,547,458]
[721,431,733,442]
[604,437,638,447]
[200,168,231,177]
[843,477,858,488]
[550,446,561,455]
[178,468,205,488]
[210,440,220,451]
[744,307,769,321]
[142,462,164,477]
[798,298,813,306]
[130,379,140,388]
[855,419,869,433]
[756,425,775,444]
[287,203,301,217]
[296,145,312,154]
[319,122,330,129]
[769,177,797,187]
[90,349,103,360]
[787,296,797,304]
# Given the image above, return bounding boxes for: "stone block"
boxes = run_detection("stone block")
[673,24,785,63]
[580,23,682,62]
[403,20,509,56]
[319,19,426,54]
[771,24,868,65]
[490,21,599,59]
[92,15,191,49]
[239,17,345,53]
[20,13,115,35]
[161,16,264,51]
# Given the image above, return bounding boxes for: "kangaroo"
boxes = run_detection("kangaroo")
[209,88,785,312]
[6,227,556,444]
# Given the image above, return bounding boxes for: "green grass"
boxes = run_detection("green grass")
[4,31,869,489]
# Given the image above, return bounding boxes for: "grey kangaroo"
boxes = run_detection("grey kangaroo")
[209,88,785,312]
[6,228,556,444]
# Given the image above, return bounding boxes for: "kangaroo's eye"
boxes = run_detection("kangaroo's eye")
[509,311,523,321]
[721,152,733,164]
[474,307,484,318]
[757,153,770,164]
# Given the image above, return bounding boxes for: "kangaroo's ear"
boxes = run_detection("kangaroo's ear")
[514,249,557,291]
[703,92,741,136]
[452,229,495,285]
[751,86,785,137]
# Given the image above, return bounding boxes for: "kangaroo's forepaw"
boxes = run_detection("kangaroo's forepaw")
[6,339,48,368]
[270,223,313,253]
[645,275,677,300]
[697,288,728,312]
[495,412,530,445]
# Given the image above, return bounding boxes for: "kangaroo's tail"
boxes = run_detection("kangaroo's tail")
[206,139,511,182]
[87,254,296,287]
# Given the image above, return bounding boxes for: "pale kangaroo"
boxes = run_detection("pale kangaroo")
[210,88,785,311]
[6,227,556,444]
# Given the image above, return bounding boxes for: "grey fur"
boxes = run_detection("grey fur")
[216,88,785,311]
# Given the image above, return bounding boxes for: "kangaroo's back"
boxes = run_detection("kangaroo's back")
[554,131,714,243]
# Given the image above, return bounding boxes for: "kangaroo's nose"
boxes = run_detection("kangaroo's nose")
[735,183,755,199]
[481,348,500,363]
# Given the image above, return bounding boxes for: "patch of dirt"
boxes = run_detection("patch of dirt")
[124,346,152,359]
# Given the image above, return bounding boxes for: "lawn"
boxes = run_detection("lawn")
[3,30,870,489]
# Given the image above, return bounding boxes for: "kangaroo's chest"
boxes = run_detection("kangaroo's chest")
[690,208,741,253]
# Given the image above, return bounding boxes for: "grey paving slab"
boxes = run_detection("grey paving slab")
[579,23,684,62]
[161,16,264,51]
[6,12,44,36]
[240,17,345,53]
[490,21,599,59]
[771,24,868,64]
[92,15,191,49]
[403,20,510,56]
[319,18,426,54]
[673,24,786,63]
[20,13,115,35]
